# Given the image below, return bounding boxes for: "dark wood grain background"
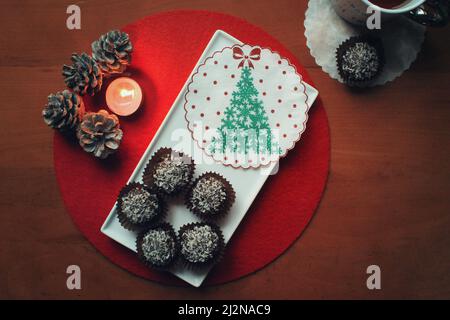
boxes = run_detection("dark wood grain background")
[0,0,449,299]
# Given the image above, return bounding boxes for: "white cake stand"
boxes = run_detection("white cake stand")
[304,0,426,86]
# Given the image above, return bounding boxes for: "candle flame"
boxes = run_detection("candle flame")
[119,88,135,98]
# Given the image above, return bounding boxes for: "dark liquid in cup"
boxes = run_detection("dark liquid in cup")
[369,0,407,9]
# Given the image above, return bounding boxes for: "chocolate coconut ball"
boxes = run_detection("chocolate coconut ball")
[117,183,165,231]
[186,172,235,220]
[143,148,194,196]
[336,36,384,87]
[179,222,224,266]
[137,223,178,269]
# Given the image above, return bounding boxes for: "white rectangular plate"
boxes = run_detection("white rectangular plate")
[101,30,319,287]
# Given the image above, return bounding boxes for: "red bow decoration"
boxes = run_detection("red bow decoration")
[233,47,261,69]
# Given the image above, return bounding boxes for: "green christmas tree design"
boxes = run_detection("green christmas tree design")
[210,66,280,156]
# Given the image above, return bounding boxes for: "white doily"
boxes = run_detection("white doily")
[184,44,309,169]
[304,0,426,86]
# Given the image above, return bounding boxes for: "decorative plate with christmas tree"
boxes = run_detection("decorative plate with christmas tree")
[184,44,309,168]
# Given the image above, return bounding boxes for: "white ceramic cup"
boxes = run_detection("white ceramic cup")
[331,0,427,26]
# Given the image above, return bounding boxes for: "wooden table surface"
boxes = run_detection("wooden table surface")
[0,0,449,299]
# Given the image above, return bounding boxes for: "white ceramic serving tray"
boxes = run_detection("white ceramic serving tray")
[101,30,319,287]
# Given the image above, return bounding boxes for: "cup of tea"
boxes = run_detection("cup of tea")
[331,0,449,27]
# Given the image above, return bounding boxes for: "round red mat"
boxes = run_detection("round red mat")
[54,10,330,286]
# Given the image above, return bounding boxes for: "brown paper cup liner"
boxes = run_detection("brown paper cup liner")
[136,222,179,270]
[185,172,235,221]
[116,182,167,232]
[142,147,195,198]
[177,222,225,270]
[336,35,385,87]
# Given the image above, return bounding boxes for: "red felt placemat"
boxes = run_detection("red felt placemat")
[53,10,330,286]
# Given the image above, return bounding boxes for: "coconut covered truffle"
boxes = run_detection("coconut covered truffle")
[143,148,194,196]
[179,222,224,266]
[117,183,165,231]
[336,36,384,87]
[186,172,235,220]
[136,223,178,269]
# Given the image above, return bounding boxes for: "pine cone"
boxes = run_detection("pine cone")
[92,30,132,75]
[77,109,123,159]
[42,90,84,131]
[62,53,103,96]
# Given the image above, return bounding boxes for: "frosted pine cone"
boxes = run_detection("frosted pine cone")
[63,53,103,96]
[92,30,132,75]
[77,109,123,159]
[42,90,84,131]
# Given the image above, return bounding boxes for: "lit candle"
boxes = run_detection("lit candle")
[106,77,143,116]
